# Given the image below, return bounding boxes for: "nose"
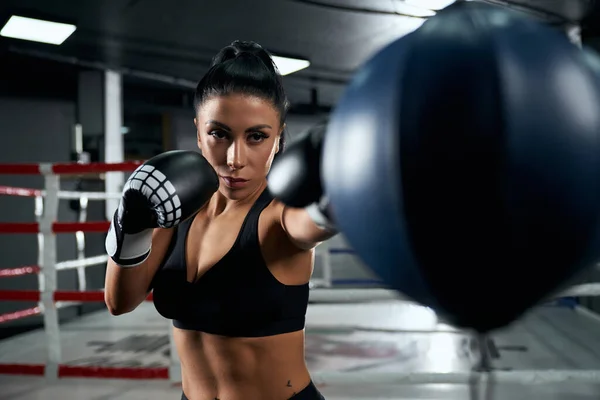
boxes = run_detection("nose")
[227,139,246,170]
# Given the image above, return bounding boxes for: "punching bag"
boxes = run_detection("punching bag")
[322,1,600,332]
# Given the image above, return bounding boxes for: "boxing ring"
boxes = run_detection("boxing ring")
[3,161,600,398]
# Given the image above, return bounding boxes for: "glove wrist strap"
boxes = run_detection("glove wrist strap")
[305,196,337,233]
[105,213,153,268]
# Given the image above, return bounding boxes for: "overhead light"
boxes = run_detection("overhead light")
[121,126,130,135]
[403,0,457,11]
[0,15,76,45]
[272,55,310,76]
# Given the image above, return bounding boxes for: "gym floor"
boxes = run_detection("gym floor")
[1,299,600,399]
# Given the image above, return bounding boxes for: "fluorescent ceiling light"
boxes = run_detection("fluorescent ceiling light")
[403,0,457,11]
[1,15,76,45]
[272,55,310,76]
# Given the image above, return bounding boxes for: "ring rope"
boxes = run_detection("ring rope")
[0,362,597,384]
[0,364,168,379]
[0,185,122,200]
[0,221,111,234]
[0,256,108,278]
[0,161,143,176]
[0,265,40,277]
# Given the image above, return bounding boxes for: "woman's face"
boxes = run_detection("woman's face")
[195,94,283,200]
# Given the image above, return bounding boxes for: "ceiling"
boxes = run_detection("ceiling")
[0,0,599,111]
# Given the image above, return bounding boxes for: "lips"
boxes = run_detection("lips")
[221,176,248,183]
[220,176,249,188]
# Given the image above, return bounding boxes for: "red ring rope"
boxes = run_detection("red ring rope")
[0,221,110,234]
[59,365,168,379]
[0,364,168,379]
[0,364,44,376]
[54,291,106,302]
[51,161,143,174]
[0,223,39,234]
[0,164,41,175]
[0,161,143,175]
[0,290,154,302]
[0,290,39,302]
[52,221,110,233]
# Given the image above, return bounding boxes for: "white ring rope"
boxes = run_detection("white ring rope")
[0,185,122,200]
[55,255,109,271]
[57,190,121,200]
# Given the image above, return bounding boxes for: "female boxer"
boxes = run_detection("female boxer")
[104,40,335,400]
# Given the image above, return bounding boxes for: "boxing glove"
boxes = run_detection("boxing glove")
[267,122,336,232]
[105,150,219,267]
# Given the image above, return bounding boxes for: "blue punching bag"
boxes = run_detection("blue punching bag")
[322,1,600,333]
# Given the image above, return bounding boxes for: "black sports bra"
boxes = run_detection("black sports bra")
[151,189,310,337]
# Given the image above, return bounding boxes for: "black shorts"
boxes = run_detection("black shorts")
[181,380,325,399]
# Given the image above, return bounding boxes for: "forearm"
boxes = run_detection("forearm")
[281,206,337,250]
[105,226,174,314]
[104,259,152,315]
[268,120,339,249]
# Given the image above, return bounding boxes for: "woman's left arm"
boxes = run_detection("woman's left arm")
[276,201,338,250]
[268,120,338,249]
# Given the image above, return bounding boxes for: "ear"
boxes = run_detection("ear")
[275,123,285,154]
[194,118,202,150]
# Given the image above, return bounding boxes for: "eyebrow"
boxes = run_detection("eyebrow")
[206,120,272,132]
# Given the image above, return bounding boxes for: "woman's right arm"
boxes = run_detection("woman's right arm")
[103,150,219,315]
[104,227,174,315]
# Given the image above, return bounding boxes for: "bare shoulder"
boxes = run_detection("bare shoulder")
[266,198,286,225]
[260,199,287,239]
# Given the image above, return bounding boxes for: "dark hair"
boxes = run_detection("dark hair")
[194,40,289,156]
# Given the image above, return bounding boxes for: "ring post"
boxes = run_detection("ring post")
[39,166,61,380]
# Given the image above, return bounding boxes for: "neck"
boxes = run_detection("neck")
[207,180,267,216]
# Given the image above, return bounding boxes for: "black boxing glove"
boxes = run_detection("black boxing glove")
[105,150,219,267]
[267,122,336,232]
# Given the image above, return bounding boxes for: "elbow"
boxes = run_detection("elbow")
[104,292,133,316]
[106,304,127,316]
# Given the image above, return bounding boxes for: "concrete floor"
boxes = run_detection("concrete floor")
[1,299,600,399]
[2,236,600,399]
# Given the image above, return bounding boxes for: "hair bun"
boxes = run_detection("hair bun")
[230,40,264,56]
[211,40,279,75]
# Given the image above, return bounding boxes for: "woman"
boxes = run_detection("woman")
[104,40,336,400]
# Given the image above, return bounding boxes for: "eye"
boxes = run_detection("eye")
[249,132,268,142]
[209,130,228,140]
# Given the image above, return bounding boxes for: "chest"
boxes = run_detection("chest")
[185,210,253,284]
[151,199,312,330]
